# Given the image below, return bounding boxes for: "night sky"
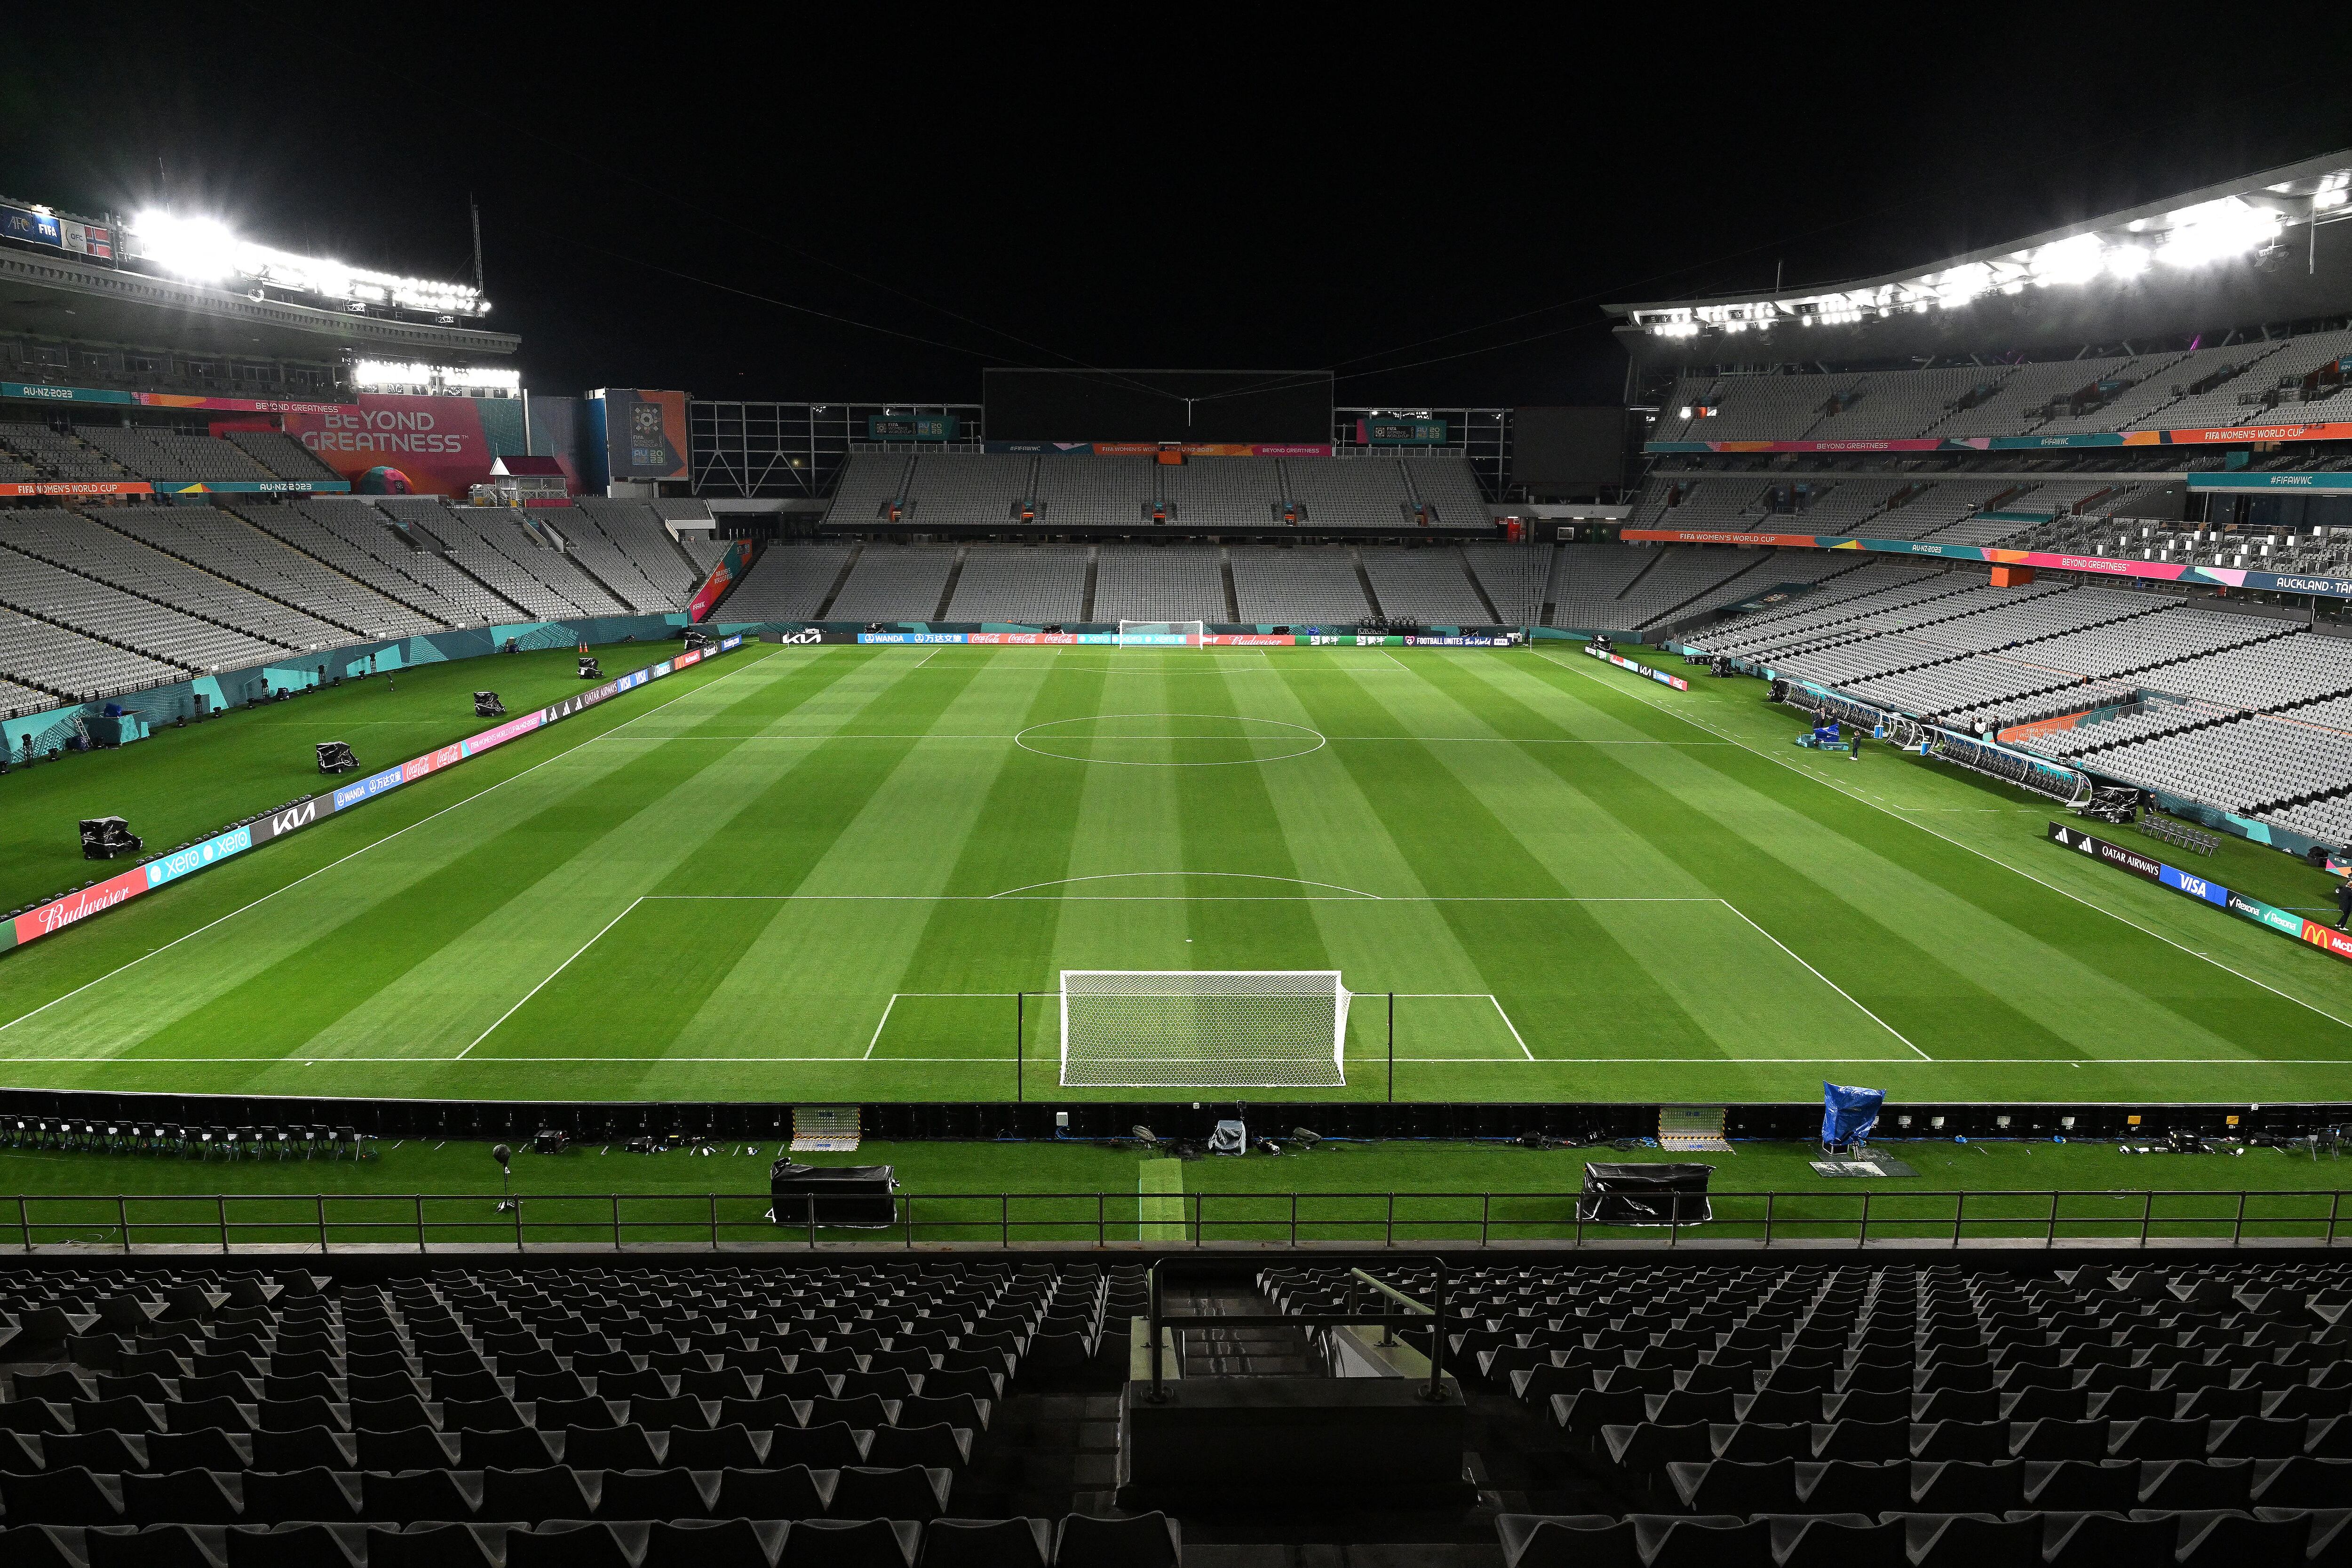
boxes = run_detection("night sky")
[9,12,2352,409]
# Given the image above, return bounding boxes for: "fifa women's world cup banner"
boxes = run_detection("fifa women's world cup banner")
[272,394,501,496]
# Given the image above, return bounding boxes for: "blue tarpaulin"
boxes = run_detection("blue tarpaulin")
[1822,1082,1884,1147]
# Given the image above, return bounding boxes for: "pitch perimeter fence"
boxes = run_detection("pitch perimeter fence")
[4,1188,2349,1252]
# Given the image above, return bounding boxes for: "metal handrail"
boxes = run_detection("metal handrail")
[1145,1253,1452,1403]
[3,1186,2349,1252]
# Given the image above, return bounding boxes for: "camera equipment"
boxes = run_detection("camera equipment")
[474,691,507,717]
[79,817,142,860]
[315,741,358,775]
[577,657,602,679]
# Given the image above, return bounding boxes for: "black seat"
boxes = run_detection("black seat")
[462,1428,555,1469]
[507,1522,635,1568]
[242,1466,361,1522]
[40,1432,147,1474]
[559,1424,660,1471]
[715,1464,835,1520]
[767,1424,871,1469]
[84,1521,220,1568]
[643,1519,775,1568]
[223,1521,361,1568]
[832,1465,950,1521]
[145,1431,246,1473]
[781,1518,921,1568]
[664,1424,765,1468]
[1758,1513,1901,1568]
[919,1517,1049,1568]
[251,1426,352,1472]
[868,1424,972,1470]
[358,1468,477,1524]
[1,1466,126,1525]
[479,1465,593,1525]
[1896,1511,2038,1568]
[122,1468,241,1525]
[356,1427,456,1472]
[597,1466,715,1520]
[1052,1512,1178,1568]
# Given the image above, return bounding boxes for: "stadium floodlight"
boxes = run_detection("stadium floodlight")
[1058,970,1350,1088]
[2158,197,2282,268]
[2030,232,2106,287]
[131,211,238,281]
[126,208,487,316]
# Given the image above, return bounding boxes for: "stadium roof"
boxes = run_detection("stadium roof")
[1608,148,2352,364]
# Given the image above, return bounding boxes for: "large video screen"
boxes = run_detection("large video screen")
[1512,406,1627,489]
[985,368,1334,444]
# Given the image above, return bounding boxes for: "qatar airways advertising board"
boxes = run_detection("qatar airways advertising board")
[275,394,499,496]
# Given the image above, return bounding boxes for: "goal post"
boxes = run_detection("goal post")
[1059,970,1349,1087]
[1117,620,1206,647]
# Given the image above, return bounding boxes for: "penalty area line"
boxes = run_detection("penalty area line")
[458,897,644,1060]
[1718,900,1929,1061]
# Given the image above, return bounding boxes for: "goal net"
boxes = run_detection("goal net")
[1060,970,1349,1087]
[1118,620,1206,647]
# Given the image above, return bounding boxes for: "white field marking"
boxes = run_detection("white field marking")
[986,872,1383,900]
[1493,995,1534,1059]
[457,896,645,1059]
[863,995,896,1059]
[638,893,1717,903]
[618,732,1734,746]
[1532,646,2352,1035]
[1717,901,1930,1060]
[1012,713,1326,767]
[865,990,1026,1059]
[10,1054,2347,1066]
[0,649,781,1036]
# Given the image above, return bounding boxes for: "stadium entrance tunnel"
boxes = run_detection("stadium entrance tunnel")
[1014,713,1326,766]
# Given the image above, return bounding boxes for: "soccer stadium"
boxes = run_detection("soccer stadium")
[5,96,2352,1568]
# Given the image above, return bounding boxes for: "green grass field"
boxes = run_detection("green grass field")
[0,638,2347,1107]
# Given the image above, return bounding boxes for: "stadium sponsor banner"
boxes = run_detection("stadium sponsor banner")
[2229,890,2308,939]
[142,392,350,414]
[2050,822,2352,965]
[1649,424,2352,454]
[982,441,1335,457]
[9,864,150,949]
[0,640,738,958]
[1625,528,1823,548]
[2186,471,2352,493]
[153,479,351,495]
[1204,633,1296,646]
[0,205,112,258]
[274,393,498,496]
[1405,634,1516,646]
[858,632,971,644]
[1583,641,1690,690]
[1633,525,2352,601]
[0,480,154,497]
[1,381,350,415]
[686,538,753,624]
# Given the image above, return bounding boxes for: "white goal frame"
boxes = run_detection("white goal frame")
[1059,969,1349,1087]
[1117,620,1206,647]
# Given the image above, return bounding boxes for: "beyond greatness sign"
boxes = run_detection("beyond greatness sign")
[2,638,742,957]
[2046,822,2352,965]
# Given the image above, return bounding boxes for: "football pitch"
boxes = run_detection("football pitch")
[1,638,2347,1106]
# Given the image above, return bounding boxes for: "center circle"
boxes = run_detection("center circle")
[1014,713,1327,767]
